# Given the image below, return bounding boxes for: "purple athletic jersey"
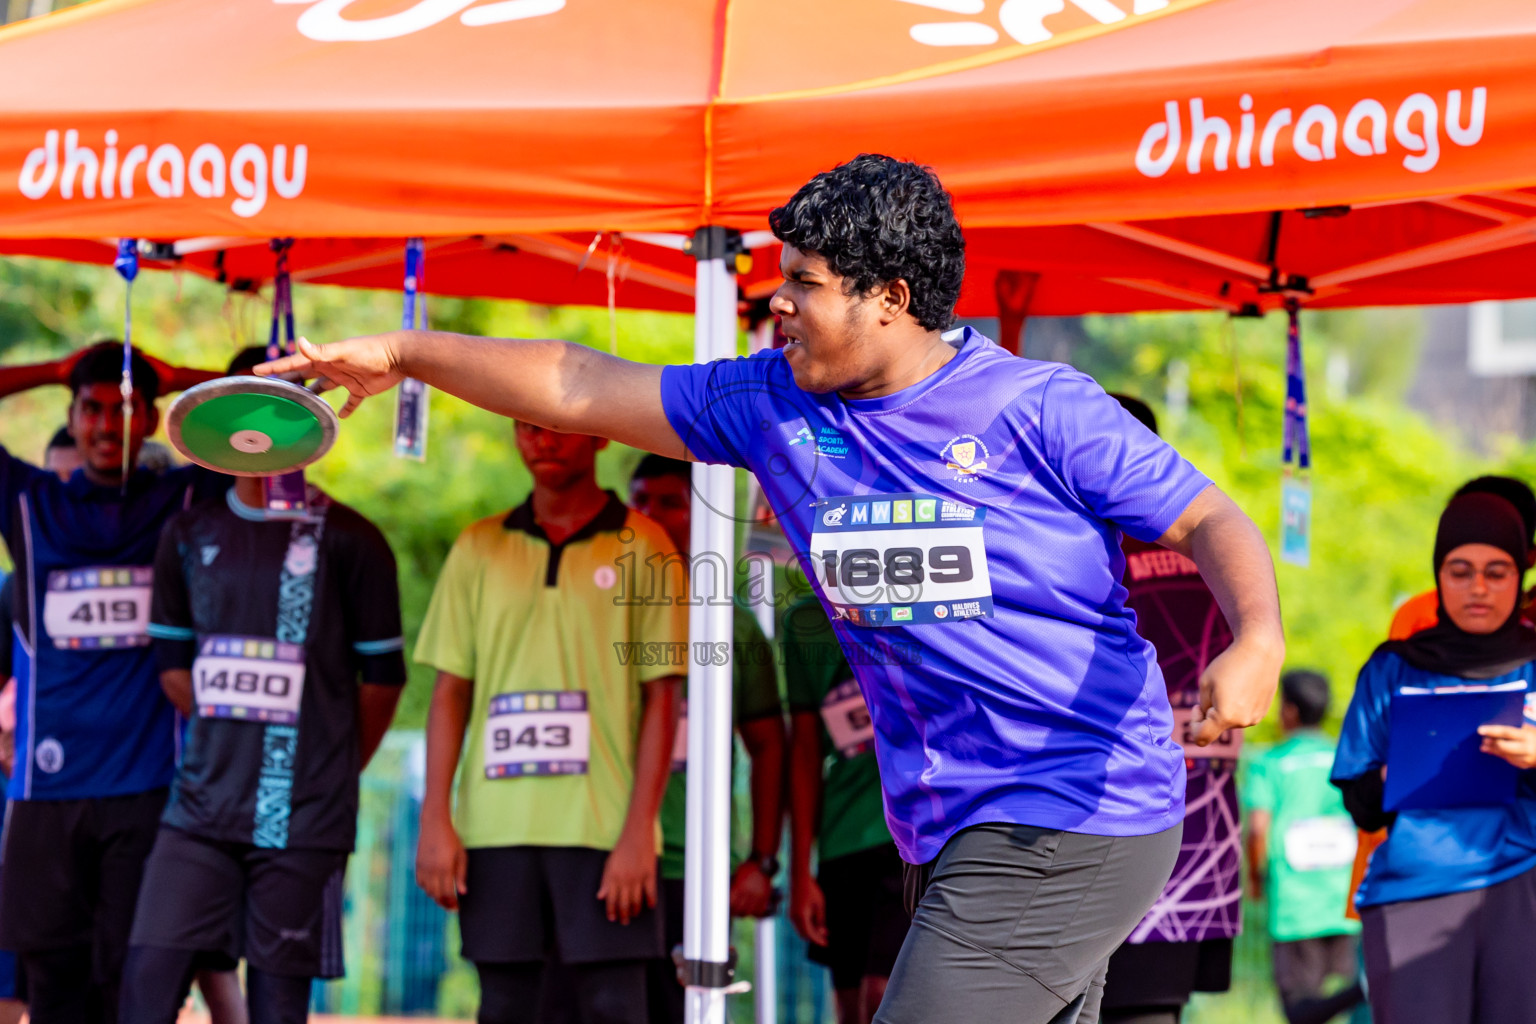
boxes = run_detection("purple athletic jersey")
[660,328,1212,862]
[1121,541,1242,943]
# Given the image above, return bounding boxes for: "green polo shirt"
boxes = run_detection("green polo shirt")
[784,596,891,863]
[414,493,686,852]
[658,601,783,880]
[1243,730,1362,942]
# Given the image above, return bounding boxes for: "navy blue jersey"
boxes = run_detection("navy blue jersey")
[1,446,220,800]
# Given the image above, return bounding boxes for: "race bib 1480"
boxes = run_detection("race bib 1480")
[809,493,992,627]
[484,691,591,779]
[43,566,152,649]
[193,634,307,724]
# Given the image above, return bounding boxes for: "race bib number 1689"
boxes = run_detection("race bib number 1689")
[809,493,992,627]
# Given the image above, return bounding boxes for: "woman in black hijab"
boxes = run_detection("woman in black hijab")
[1331,492,1536,1024]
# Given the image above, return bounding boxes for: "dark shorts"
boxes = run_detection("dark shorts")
[1272,934,1357,1004]
[0,788,166,984]
[459,846,664,966]
[318,864,347,980]
[1362,862,1536,1024]
[129,826,346,977]
[807,842,909,991]
[1100,938,1233,1010]
[879,822,1182,1024]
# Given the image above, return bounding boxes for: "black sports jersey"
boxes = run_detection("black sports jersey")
[149,485,406,851]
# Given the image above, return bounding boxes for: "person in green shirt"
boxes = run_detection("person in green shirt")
[1244,670,1365,1024]
[627,455,786,1024]
[413,423,686,1024]
[785,596,907,1024]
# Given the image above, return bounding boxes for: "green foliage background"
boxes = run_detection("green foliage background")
[0,254,1512,1021]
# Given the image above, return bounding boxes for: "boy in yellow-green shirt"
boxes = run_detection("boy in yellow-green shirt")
[414,423,686,1024]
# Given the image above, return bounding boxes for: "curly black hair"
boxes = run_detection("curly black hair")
[769,154,965,332]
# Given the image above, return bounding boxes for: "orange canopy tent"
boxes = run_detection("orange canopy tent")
[0,0,1532,236]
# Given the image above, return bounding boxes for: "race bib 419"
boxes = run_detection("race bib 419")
[43,566,152,649]
[484,691,591,778]
[809,493,992,627]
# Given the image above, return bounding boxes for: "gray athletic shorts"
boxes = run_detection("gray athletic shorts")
[876,822,1182,1024]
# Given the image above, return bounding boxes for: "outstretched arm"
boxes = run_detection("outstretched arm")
[1157,485,1285,745]
[258,331,689,458]
[0,358,70,401]
[1,350,220,401]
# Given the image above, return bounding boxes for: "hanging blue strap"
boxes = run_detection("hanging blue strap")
[268,239,295,360]
[394,238,430,460]
[1282,302,1310,472]
[402,237,425,331]
[113,239,139,488]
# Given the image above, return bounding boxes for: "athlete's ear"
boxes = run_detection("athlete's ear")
[878,278,912,325]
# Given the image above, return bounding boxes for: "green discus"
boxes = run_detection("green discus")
[167,376,339,476]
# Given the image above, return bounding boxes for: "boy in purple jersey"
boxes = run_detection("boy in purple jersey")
[259,154,1284,1024]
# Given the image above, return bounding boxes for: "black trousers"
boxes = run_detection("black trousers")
[1362,863,1536,1024]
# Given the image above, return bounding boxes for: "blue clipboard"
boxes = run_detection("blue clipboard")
[1384,686,1526,811]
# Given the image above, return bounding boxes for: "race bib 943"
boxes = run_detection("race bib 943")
[484,691,591,778]
[809,493,992,627]
[193,634,307,724]
[43,566,152,649]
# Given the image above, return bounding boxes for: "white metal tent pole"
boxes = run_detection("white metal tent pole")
[746,476,779,1024]
[684,226,741,1024]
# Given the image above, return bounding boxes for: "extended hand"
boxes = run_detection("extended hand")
[1479,724,1536,769]
[789,873,828,947]
[1191,637,1282,746]
[597,830,657,925]
[415,812,468,911]
[256,335,406,417]
[729,861,774,919]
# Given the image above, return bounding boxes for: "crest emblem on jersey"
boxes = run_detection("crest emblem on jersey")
[283,535,319,577]
[941,435,991,482]
[35,737,64,773]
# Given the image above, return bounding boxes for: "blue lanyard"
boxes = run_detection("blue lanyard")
[113,239,139,489]
[268,238,296,359]
[1282,302,1309,472]
[402,237,425,330]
